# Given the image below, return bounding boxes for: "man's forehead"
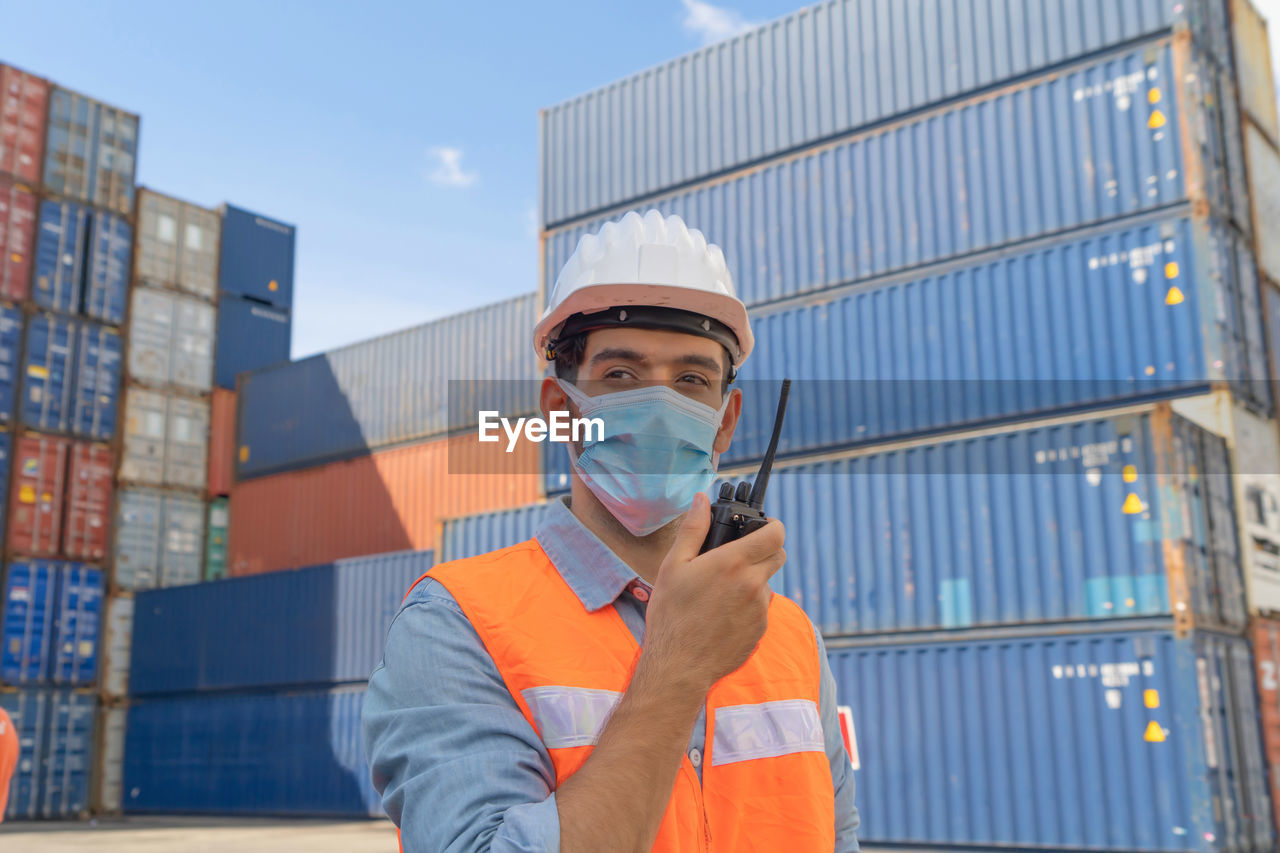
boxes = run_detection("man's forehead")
[582,326,725,364]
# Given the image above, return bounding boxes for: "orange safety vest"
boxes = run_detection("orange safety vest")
[397,539,835,852]
[0,706,17,824]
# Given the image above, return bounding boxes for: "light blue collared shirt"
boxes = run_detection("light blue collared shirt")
[363,497,860,852]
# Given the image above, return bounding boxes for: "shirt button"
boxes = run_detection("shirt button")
[689,748,702,767]
[632,584,650,602]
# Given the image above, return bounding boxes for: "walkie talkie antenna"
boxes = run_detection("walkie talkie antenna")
[747,379,790,509]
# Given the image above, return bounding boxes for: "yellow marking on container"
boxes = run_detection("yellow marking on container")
[268,280,279,291]
[1165,286,1185,305]
[1148,87,1162,104]
[1144,720,1166,742]
[1145,365,1156,376]
[1144,689,1160,709]
[9,253,19,263]
[18,485,34,504]
[1148,109,1167,129]
[1164,261,1179,279]
[1122,493,1145,514]
[239,446,250,463]
[26,364,48,379]
[1125,597,1136,608]
[1123,465,1138,483]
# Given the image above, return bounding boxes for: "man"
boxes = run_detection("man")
[0,705,17,822]
[363,210,859,852]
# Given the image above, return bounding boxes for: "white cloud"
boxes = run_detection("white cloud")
[680,0,760,46]
[426,146,477,188]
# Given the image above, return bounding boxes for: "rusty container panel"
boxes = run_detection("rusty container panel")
[0,174,36,301]
[228,433,541,575]
[1253,616,1280,839]
[1244,122,1280,285]
[0,65,47,184]
[7,434,69,556]
[1230,0,1280,146]
[206,388,234,497]
[63,442,113,561]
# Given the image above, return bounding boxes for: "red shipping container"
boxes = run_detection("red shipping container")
[229,432,542,575]
[207,388,235,497]
[0,65,48,184]
[64,441,114,560]
[0,174,36,300]
[1254,617,1280,838]
[7,433,69,556]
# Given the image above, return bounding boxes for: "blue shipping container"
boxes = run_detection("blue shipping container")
[50,565,101,686]
[123,684,381,816]
[82,211,131,325]
[0,688,48,820]
[130,549,432,695]
[218,204,295,308]
[830,627,1273,852]
[0,428,11,540]
[2,561,57,684]
[544,39,1241,308]
[32,200,88,315]
[70,322,121,440]
[440,501,554,562]
[20,313,74,433]
[42,87,138,216]
[539,0,1231,227]
[214,293,290,390]
[235,293,539,479]
[0,302,22,424]
[40,689,92,818]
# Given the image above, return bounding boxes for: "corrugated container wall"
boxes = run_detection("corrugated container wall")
[33,200,87,315]
[236,293,539,479]
[0,303,22,423]
[118,388,208,491]
[206,388,233,495]
[0,175,36,300]
[1252,617,1280,836]
[7,434,68,556]
[830,628,1273,852]
[440,501,554,562]
[51,564,101,685]
[0,429,12,538]
[62,442,112,560]
[134,189,220,301]
[0,688,46,819]
[100,594,131,697]
[125,286,215,392]
[41,689,93,817]
[123,685,379,817]
[214,294,289,390]
[1230,0,1280,144]
[112,489,205,591]
[217,204,294,308]
[42,86,138,215]
[94,706,124,814]
[1243,122,1280,285]
[203,497,227,581]
[229,433,541,574]
[20,315,122,439]
[70,322,121,440]
[130,549,432,695]
[2,561,56,683]
[538,0,1231,227]
[82,211,130,325]
[0,65,48,184]
[544,38,1246,307]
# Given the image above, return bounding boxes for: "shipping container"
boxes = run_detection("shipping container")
[213,294,290,390]
[0,174,36,300]
[229,433,541,574]
[20,313,73,433]
[0,65,48,184]
[829,627,1273,852]
[0,428,11,539]
[63,442,112,561]
[41,689,93,817]
[217,203,295,307]
[100,594,131,697]
[2,561,56,684]
[207,388,234,495]
[0,688,46,820]
[42,86,138,215]
[125,285,216,392]
[440,501,554,562]
[7,434,68,556]
[1251,617,1280,837]
[113,488,204,591]
[134,189,220,301]
[544,38,1244,309]
[32,199,87,315]
[94,705,125,814]
[164,394,208,490]
[70,322,121,440]
[539,0,1231,228]
[1230,0,1280,145]
[123,684,380,816]
[1243,122,1280,285]
[83,210,130,325]
[131,549,432,695]
[118,388,209,490]
[203,497,227,581]
[237,293,539,479]
[0,302,21,423]
[50,564,100,685]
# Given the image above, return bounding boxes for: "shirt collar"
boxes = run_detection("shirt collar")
[534,497,642,612]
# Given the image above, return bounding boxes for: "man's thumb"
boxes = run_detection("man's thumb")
[665,492,711,567]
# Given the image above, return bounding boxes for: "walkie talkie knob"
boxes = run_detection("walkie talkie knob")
[735,481,752,502]
[719,482,735,500]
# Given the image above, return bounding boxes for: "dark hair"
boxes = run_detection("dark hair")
[553,333,733,396]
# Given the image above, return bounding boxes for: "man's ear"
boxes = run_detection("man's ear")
[540,374,574,420]
[712,387,743,454]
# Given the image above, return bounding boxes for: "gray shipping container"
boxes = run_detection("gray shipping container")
[113,488,206,591]
[125,286,216,393]
[94,706,125,815]
[538,0,1231,228]
[119,388,208,491]
[101,595,133,698]
[134,189,221,302]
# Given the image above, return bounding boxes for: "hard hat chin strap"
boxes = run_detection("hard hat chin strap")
[546,306,741,382]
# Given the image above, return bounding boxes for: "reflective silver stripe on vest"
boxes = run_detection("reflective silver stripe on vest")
[712,699,825,766]
[522,686,623,749]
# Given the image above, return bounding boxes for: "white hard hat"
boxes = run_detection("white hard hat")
[534,210,754,367]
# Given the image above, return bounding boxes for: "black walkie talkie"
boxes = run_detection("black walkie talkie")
[700,379,791,553]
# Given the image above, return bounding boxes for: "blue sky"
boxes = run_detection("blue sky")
[1,0,801,357]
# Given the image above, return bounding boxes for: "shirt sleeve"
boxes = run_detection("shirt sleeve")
[814,626,861,852]
[362,578,561,853]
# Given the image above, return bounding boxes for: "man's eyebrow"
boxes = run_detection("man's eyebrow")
[674,353,723,374]
[589,347,649,365]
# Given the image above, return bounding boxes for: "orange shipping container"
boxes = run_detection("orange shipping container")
[1255,617,1280,838]
[207,388,235,497]
[228,432,541,575]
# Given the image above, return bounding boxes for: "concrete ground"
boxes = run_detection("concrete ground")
[0,816,399,852]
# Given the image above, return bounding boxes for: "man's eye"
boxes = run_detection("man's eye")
[604,369,636,380]
[679,374,709,386]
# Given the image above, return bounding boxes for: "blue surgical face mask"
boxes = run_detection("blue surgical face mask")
[558,378,731,537]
